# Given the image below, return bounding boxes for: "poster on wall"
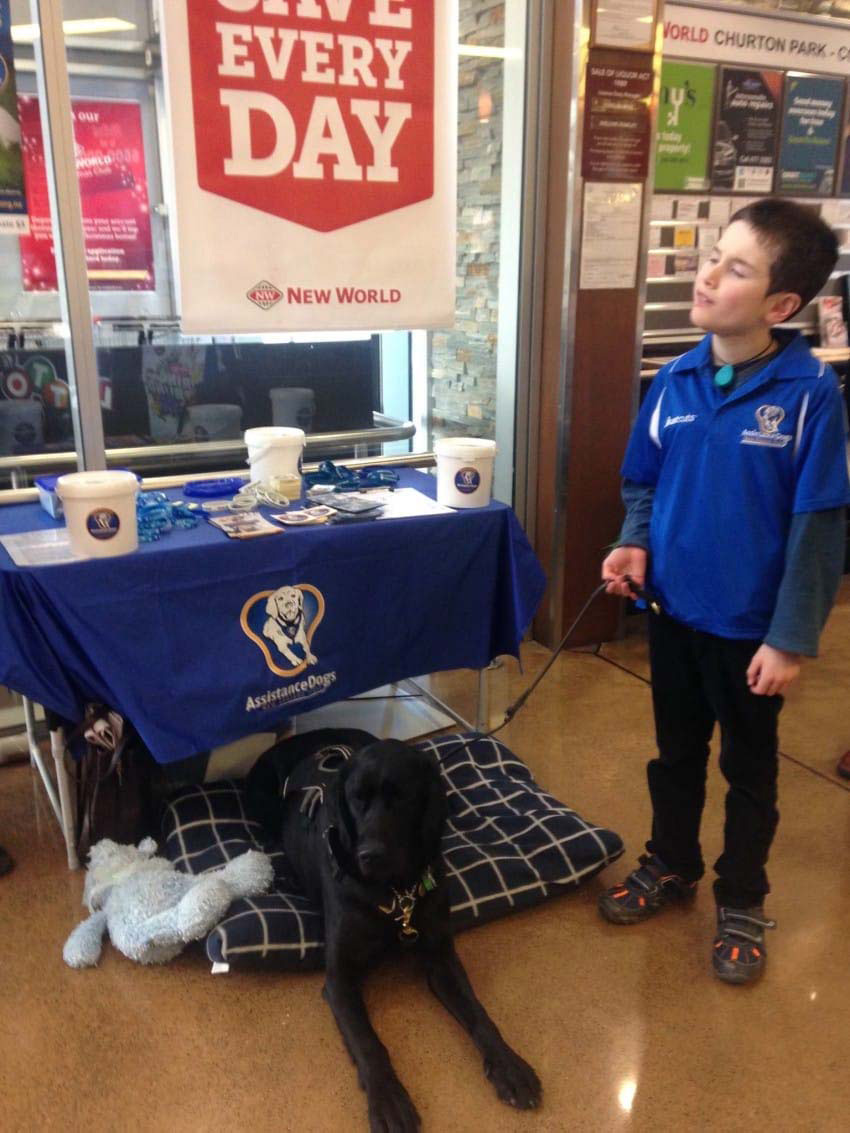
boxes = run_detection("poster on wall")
[0,0,28,234]
[654,60,715,192]
[582,50,653,182]
[840,81,850,197]
[580,182,643,289]
[141,345,206,441]
[712,67,782,193]
[592,0,655,51]
[777,74,844,196]
[18,97,155,291]
[159,0,457,334]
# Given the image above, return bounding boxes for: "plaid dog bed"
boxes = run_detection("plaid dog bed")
[161,734,624,969]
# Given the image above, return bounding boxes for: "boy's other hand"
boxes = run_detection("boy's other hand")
[746,644,801,696]
[602,546,647,599]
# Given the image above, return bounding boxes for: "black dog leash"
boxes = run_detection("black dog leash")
[442,575,662,755]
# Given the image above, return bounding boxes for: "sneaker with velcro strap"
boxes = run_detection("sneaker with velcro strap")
[712,906,776,985]
[597,853,698,925]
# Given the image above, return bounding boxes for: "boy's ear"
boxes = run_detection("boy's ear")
[765,290,802,325]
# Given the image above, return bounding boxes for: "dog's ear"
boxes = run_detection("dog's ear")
[264,593,278,618]
[418,755,447,868]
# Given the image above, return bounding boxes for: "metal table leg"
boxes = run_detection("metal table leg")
[50,726,79,870]
[476,667,489,733]
[21,695,79,869]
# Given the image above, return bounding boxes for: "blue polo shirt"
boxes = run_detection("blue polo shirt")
[622,331,850,639]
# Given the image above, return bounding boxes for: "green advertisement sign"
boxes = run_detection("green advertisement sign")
[655,61,716,192]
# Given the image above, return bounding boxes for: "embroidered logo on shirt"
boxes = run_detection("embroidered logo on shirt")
[740,404,792,448]
[664,414,697,427]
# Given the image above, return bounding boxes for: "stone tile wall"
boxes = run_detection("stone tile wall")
[430,0,505,441]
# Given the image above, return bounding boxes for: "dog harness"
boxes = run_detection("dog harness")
[281,745,354,820]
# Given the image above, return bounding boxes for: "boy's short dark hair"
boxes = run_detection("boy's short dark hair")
[729,197,839,312]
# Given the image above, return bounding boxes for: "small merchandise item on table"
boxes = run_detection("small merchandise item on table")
[303,460,400,493]
[136,492,201,543]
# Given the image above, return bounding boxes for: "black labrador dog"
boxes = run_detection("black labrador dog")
[248,728,541,1131]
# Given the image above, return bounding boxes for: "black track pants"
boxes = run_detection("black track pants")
[645,611,782,909]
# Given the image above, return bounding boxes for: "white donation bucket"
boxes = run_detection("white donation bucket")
[244,426,305,487]
[270,387,315,432]
[56,470,139,558]
[434,437,497,509]
[183,403,242,441]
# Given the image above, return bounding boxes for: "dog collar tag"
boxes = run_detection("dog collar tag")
[421,867,436,892]
[714,364,734,389]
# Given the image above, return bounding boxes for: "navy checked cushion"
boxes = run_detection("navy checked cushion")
[161,734,624,969]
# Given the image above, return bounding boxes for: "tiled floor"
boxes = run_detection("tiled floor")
[1,583,848,1132]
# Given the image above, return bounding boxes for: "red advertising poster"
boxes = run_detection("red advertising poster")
[185,0,435,233]
[18,96,154,291]
[159,0,457,333]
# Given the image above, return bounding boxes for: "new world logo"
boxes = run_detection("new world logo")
[247,280,283,310]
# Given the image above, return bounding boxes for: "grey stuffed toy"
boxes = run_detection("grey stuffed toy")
[63,837,273,968]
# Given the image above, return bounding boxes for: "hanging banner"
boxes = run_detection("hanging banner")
[159,0,458,334]
[655,60,715,192]
[712,67,782,193]
[663,2,850,75]
[777,74,844,196]
[18,97,155,291]
[0,0,28,234]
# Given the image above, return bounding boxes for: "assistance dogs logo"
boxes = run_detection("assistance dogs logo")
[241,583,337,713]
[740,404,793,448]
[242,583,324,677]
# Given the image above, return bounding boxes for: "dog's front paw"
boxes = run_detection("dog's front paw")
[366,1074,421,1133]
[484,1046,542,1110]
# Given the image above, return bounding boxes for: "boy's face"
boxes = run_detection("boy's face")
[691,220,800,337]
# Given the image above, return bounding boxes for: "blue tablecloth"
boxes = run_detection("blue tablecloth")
[0,471,545,764]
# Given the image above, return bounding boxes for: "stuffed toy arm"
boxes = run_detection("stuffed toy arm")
[176,852,274,940]
[63,910,109,969]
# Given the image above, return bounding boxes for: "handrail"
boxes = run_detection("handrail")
[0,450,436,506]
[0,413,415,477]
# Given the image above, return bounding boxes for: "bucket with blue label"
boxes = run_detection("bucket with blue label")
[56,470,139,558]
[434,437,497,509]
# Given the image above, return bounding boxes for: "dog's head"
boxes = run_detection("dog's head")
[265,586,303,626]
[328,740,446,885]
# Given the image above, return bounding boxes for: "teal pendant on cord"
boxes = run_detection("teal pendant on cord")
[714,364,735,388]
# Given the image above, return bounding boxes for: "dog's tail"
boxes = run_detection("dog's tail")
[63,910,108,968]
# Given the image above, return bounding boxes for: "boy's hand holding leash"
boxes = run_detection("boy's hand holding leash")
[601,546,647,598]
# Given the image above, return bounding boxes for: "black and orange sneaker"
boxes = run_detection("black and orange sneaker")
[598,853,697,925]
[712,906,776,985]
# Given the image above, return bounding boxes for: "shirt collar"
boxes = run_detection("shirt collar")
[668,330,824,382]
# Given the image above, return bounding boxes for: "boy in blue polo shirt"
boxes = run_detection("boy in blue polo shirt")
[599,198,850,984]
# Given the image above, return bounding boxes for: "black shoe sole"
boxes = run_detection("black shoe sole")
[712,956,765,984]
[598,884,697,925]
[598,893,665,924]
